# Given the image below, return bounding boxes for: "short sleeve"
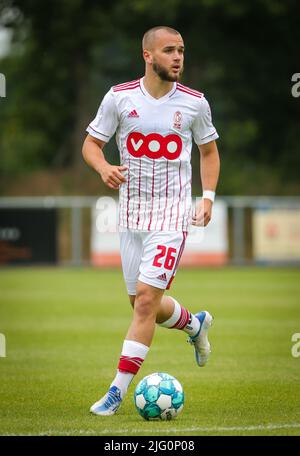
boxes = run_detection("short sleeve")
[86,89,118,142]
[192,97,219,145]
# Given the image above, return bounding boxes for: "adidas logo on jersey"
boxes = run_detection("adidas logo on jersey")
[157,273,167,282]
[128,109,139,118]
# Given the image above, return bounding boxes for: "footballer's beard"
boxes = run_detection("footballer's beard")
[152,61,183,82]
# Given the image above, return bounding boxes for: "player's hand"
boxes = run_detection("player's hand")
[99,163,128,190]
[192,198,213,227]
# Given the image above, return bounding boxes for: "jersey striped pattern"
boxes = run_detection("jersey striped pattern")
[119,158,192,232]
[113,79,140,92]
[177,83,203,99]
[88,78,218,232]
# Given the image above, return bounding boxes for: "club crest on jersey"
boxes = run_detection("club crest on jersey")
[126,132,182,160]
[173,111,182,130]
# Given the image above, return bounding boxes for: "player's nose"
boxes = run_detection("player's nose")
[173,51,182,61]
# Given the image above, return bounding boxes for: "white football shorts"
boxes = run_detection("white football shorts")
[119,228,188,295]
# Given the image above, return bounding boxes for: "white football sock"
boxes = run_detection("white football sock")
[111,339,149,398]
[110,371,134,398]
[158,297,200,337]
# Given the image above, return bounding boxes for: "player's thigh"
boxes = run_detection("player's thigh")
[119,228,142,295]
[138,230,187,291]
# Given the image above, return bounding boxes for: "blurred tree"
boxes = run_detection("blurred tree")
[0,0,299,194]
[0,0,118,171]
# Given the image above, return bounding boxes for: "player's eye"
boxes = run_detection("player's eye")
[163,47,184,55]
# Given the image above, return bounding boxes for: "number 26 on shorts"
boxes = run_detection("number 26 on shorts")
[153,245,177,271]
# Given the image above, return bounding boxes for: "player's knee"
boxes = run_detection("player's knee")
[134,293,156,320]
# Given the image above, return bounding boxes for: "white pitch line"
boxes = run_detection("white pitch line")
[2,423,300,436]
[84,423,300,435]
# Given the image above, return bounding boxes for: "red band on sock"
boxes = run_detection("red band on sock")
[118,356,144,374]
[171,307,190,330]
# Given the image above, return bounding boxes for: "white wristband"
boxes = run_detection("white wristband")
[202,190,215,203]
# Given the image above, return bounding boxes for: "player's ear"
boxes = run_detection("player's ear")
[143,49,152,64]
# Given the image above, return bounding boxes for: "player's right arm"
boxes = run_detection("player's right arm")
[82,134,127,190]
[83,89,127,190]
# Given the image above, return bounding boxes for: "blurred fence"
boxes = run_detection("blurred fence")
[0,196,300,267]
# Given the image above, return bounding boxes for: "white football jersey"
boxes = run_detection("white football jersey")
[87,77,219,232]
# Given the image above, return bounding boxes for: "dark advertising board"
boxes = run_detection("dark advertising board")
[0,208,57,265]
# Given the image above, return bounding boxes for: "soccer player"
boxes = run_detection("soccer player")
[82,26,220,416]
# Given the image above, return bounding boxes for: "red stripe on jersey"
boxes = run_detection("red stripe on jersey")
[126,157,131,228]
[177,83,202,94]
[136,159,142,229]
[155,165,162,230]
[161,161,169,231]
[175,160,182,231]
[182,167,187,231]
[148,160,155,230]
[113,79,139,90]
[183,169,193,231]
[177,86,203,99]
[113,84,139,92]
[168,173,175,230]
[113,84,139,93]
[177,83,203,97]
[115,78,139,87]
[142,168,148,230]
[114,84,139,92]
[113,79,140,91]
[114,81,140,89]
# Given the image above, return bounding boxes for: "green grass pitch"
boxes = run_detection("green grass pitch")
[0,267,300,436]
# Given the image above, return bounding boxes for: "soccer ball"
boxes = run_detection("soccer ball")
[134,372,184,421]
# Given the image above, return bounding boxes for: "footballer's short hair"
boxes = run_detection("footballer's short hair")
[142,26,181,50]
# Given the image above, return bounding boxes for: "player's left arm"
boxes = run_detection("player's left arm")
[192,140,220,227]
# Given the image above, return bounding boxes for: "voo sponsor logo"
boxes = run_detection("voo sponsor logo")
[127,132,182,160]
